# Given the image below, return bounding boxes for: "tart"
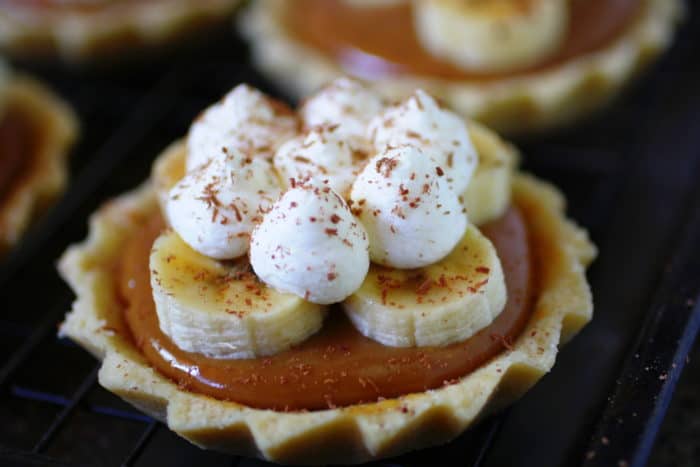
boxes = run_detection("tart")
[0,0,243,61]
[59,79,595,464]
[240,0,683,133]
[0,61,78,255]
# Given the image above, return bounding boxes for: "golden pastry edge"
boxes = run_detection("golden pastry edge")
[0,76,78,253]
[0,0,243,61]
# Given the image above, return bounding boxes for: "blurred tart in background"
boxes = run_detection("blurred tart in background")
[59,78,595,464]
[241,0,683,133]
[0,60,78,254]
[0,0,243,62]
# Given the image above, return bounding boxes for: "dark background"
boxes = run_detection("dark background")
[0,3,699,466]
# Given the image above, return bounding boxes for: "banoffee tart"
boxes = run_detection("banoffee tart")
[240,0,683,133]
[0,60,78,255]
[0,0,243,61]
[59,79,596,464]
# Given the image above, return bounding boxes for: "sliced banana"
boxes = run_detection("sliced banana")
[414,0,569,72]
[463,122,517,225]
[343,224,506,347]
[151,230,325,359]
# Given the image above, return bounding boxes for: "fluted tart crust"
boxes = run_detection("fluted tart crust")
[59,132,595,464]
[0,76,78,254]
[0,0,243,61]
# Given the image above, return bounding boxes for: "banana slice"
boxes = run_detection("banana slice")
[343,224,506,347]
[414,0,569,72]
[463,122,517,225]
[150,229,325,359]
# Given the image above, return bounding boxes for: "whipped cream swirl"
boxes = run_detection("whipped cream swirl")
[351,145,468,268]
[167,149,281,260]
[368,89,478,194]
[274,124,361,199]
[300,77,384,150]
[187,84,298,170]
[250,183,370,304]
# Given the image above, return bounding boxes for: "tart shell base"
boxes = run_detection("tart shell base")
[59,171,595,464]
[0,76,78,254]
[0,0,242,61]
[240,0,682,134]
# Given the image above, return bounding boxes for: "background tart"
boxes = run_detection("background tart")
[0,74,78,254]
[240,0,682,133]
[0,0,243,61]
[59,126,595,464]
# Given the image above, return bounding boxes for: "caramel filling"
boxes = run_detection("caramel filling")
[284,0,642,81]
[0,105,37,208]
[121,206,534,411]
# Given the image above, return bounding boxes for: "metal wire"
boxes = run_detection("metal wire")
[0,311,63,388]
[121,421,158,467]
[33,366,99,453]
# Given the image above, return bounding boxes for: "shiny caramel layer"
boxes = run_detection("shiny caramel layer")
[284,0,642,81]
[121,206,534,411]
[0,105,37,207]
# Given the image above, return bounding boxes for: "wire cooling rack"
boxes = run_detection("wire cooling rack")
[0,11,699,467]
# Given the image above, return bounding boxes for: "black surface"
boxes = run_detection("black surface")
[1,8,699,467]
[648,339,700,466]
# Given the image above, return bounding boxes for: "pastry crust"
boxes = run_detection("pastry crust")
[0,76,78,254]
[240,0,682,133]
[0,0,242,61]
[59,149,595,463]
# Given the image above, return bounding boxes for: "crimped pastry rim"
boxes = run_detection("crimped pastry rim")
[0,76,78,254]
[58,167,596,464]
[239,0,682,133]
[0,0,242,61]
